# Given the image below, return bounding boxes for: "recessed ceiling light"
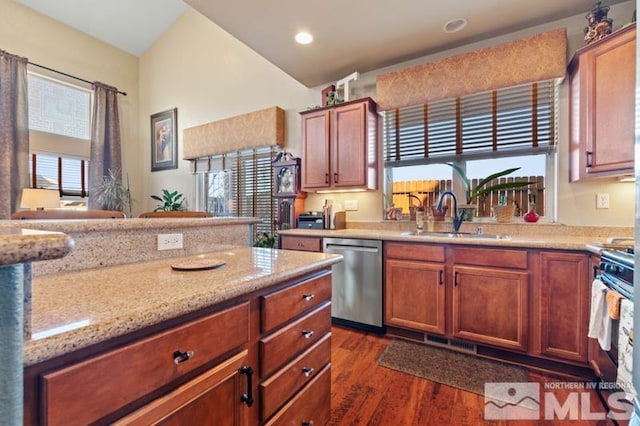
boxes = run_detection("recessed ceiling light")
[295,32,313,44]
[443,18,467,33]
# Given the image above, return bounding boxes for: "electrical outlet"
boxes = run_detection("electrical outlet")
[157,233,183,250]
[344,200,358,211]
[596,193,610,209]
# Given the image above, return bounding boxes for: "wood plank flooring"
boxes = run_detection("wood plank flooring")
[329,325,622,425]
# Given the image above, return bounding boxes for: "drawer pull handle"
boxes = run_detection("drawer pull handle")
[302,421,314,426]
[302,293,315,301]
[173,350,195,365]
[302,367,315,377]
[301,330,314,339]
[240,366,254,407]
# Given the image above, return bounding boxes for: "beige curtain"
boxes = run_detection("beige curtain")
[88,82,122,209]
[0,50,30,219]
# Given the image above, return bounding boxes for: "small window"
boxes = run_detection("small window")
[26,73,92,204]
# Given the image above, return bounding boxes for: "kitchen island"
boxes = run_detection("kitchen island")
[24,246,342,425]
[0,227,73,426]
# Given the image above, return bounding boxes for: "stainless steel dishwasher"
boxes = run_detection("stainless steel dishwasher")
[322,238,384,332]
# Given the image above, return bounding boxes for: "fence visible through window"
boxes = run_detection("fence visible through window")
[391,175,544,219]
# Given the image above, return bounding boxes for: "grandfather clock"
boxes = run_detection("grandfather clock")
[273,156,306,230]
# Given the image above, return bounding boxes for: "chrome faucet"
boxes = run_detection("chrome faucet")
[436,190,465,234]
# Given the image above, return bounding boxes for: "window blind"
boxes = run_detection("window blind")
[383,80,558,167]
[29,153,89,197]
[193,146,277,236]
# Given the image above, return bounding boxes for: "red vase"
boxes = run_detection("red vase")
[524,208,539,223]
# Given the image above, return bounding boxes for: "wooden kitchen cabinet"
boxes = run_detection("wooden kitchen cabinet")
[26,270,334,426]
[300,97,378,191]
[384,248,446,334]
[384,243,530,352]
[452,265,529,352]
[536,251,590,363]
[568,24,636,181]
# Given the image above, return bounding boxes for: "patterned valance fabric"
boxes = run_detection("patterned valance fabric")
[376,29,567,111]
[183,106,285,159]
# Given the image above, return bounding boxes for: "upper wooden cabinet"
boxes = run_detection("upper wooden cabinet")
[568,24,636,181]
[300,98,378,191]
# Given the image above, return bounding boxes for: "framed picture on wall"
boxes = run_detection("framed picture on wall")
[151,108,178,171]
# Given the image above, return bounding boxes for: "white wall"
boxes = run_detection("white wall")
[138,8,316,213]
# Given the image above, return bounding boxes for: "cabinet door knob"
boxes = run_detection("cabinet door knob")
[302,367,315,377]
[301,330,314,339]
[302,293,315,301]
[173,350,195,365]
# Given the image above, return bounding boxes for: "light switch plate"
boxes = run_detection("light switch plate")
[596,193,610,209]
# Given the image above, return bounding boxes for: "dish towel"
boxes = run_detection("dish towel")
[606,290,622,320]
[587,279,611,350]
[617,298,635,401]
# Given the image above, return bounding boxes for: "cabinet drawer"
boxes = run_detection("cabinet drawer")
[385,242,445,262]
[260,333,331,421]
[264,363,331,426]
[261,273,331,333]
[280,236,323,252]
[453,246,528,269]
[113,350,249,426]
[41,302,250,426]
[260,302,331,377]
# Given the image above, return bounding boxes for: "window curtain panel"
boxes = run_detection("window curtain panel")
[0,50,30,219]
[88,82,122,209]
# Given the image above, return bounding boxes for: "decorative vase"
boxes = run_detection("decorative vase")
[431,205,448,221]
[492,204,515,223]
[524,205,540,223]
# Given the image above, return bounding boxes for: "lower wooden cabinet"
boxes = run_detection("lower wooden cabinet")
[537,251,589,363]
[384,242,591,366]
[113,350,250,426]
[26,270,334,426]
[384,258,446,334]
[452,265,529,351]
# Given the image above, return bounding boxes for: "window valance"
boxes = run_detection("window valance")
[183,106,285,159]
[376,29,567,111]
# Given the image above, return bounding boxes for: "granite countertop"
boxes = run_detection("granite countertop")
[278,227,628,252]
[26,247,342,366]
[0,227,74,266]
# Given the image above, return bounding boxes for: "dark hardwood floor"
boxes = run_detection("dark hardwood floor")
[329,325,619,426]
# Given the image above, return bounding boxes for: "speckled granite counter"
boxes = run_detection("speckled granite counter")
[279,221,634,252]
[0,227,73,266]
[26,247,341,366]
[0,217,260,275]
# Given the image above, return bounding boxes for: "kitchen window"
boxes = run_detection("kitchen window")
[383,79,558,218]
[193,146,278,237]
[27,72,92,203]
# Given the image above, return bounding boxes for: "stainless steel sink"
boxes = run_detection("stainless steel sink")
[400,231,511,240]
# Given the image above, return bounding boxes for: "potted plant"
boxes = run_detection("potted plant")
[253,232,276,248]
[94,168,132,218]
[446,163,533,219]
[151,189,186,211]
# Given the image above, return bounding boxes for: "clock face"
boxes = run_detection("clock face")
[278,167,295,194]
